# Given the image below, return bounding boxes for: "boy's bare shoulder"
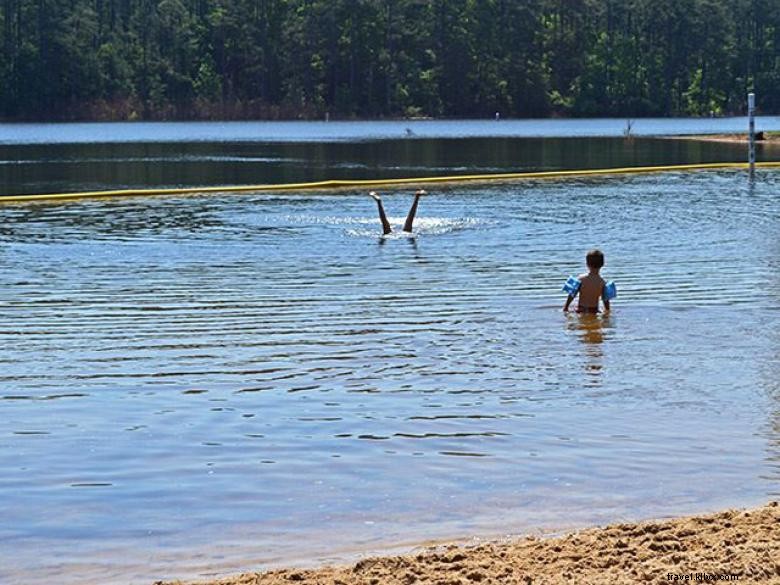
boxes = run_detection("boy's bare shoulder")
[579,272,605,284]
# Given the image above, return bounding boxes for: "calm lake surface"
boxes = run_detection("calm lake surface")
[1,121,779,584]
[1,117,780,197]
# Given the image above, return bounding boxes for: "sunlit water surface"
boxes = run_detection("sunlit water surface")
[1,171,779,584]
[2,116,780,144]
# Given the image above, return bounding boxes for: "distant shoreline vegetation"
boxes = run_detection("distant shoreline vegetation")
[1,0,778,122]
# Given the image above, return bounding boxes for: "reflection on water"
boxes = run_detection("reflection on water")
[1,133,780,196]
[0,171,779,584]
[567,313,613,385]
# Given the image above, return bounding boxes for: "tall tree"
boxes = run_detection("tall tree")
[0,0,777,120]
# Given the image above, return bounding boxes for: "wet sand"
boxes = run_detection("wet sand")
[160,502,779,585]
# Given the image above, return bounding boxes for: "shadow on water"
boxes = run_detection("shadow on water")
[0,135,773,196]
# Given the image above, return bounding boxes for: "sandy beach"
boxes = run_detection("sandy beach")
[159,502,780,585]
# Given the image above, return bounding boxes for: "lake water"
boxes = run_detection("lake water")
[1,121,779,584]
[2,117,780,145]
[1,117,780,197]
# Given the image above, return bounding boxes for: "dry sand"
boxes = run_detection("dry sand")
[159,501,780,585]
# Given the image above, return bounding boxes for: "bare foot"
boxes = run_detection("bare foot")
[369,191,382,202]
[414,189,427,197]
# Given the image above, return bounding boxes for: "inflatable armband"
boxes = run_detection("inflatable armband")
[603,281,617,300]
[562,276,581,296]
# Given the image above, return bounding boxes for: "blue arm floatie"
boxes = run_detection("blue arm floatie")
[603,281,617,300]
[562,276,581,296]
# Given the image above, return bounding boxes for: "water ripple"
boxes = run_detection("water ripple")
[1,171,779,584]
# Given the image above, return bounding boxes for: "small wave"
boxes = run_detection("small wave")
[344,217,493,237]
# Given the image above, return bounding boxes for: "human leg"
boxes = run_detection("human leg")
[402,189,426,233]
[369,191,392,235]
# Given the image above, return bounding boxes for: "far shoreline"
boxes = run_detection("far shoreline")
[662,131,780,144]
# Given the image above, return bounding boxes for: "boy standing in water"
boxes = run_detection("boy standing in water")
[563,249,614,313]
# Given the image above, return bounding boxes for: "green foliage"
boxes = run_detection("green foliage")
[0,0,777,120]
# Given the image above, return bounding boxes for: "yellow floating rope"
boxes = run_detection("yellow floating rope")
[1,161,778,204]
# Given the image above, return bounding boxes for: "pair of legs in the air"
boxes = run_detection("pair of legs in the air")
[369,189,426,235]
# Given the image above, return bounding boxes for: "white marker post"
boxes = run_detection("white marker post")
[748,92,756,178]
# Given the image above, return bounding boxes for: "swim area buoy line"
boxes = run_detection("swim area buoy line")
[1,161,778,204]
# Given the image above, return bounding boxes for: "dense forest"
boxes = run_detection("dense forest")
[1,0,778,120]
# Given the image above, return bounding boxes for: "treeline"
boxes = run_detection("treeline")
[1,0,778,121]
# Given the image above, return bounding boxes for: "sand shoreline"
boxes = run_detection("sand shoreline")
[664,132,779,144]
[159,502,779,585]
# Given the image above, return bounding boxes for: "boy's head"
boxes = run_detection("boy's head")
[586,249,604,270]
